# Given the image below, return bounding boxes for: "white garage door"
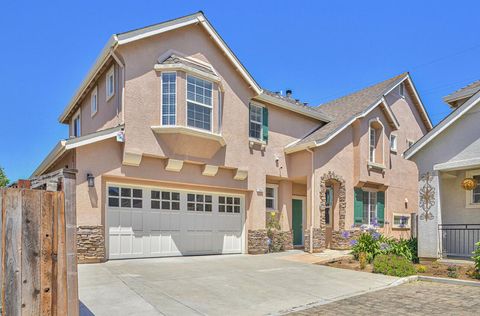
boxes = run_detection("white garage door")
[107,184,244,259]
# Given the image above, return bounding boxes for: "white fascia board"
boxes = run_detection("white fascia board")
[59,35,118,123]
[434,158,480,172]
[154,63,220,83]
[65,125,124,149]
[405,75,433,130]
[31,140,67,177]
[405,91,480,159]
[255,93,332,122]
[380,98,400,130]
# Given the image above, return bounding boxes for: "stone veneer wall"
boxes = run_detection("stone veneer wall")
[248,230,293,253]
[304,228,324,252]
[330,230,363,250]
[77,225,105,263]
[248,229,269,254]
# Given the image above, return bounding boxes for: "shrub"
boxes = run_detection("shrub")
[372,254,416,277]
[358,252,367,270]
[473,241,480,278]
[385,238,418,263]
[351,231,384,263]
[416,265,427,273]
[447,265,459,278]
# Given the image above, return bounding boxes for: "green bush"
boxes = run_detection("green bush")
[473,241,480,278]
[385,238,419,263]
[373,254,416,277]
[447,265,459,278]
[351,231,384,263]
[416,265,427,273]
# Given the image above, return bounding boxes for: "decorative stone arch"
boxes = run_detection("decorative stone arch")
[319,171,347,235]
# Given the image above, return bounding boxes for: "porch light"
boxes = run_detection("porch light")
[87,173,95,188]
[461,178,477,191]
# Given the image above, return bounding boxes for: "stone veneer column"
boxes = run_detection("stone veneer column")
[77,225,105,263]
[248,229,269,254]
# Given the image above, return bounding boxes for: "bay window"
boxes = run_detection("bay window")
[187,75,212,131]
[162,72,176,125]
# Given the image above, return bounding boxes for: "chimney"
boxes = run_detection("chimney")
[286,89,292,98]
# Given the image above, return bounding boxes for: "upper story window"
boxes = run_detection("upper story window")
[249,103,269,142]
[368,119,384,164]
[91,86,98,116]
[187,75,212,131]
[249,104,263,139]
[161,72,176,125]
[390,134,397,152]
[73,113,81,137]
[106,66,115,101]
[265,184,278,210]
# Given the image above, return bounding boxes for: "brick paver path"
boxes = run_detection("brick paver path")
[290,281,480,315]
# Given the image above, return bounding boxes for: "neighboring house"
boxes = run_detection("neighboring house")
[405,80,480,259]
[32,12,432,262]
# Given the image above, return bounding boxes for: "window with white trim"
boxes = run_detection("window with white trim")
[466,170,480,207]
[390,134,397,152]
[187,193,212,212]
[73,113,81,137]
[249,103,263,140]
[363,191,377,225]
[392,213,411,229]
[91,86,98,116]
[106,66,115,100]
[108,186,142,208]
[187,75,212,131]
[161,72,176,125]
[266,184,278,210]
[218,196,241,213]
[369,127,376,163]
[151,190,180,210]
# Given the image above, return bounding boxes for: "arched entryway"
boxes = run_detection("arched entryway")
[319,171,346,248]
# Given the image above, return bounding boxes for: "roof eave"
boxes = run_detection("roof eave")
[31,140,67,177]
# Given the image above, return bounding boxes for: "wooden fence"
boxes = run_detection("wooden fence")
[1,169,78,316]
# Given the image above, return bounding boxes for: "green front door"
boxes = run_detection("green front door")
[292,199,303,246]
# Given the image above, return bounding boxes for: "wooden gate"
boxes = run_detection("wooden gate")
[1,187,77,315]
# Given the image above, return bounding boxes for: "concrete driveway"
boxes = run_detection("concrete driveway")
[79,251,399,316]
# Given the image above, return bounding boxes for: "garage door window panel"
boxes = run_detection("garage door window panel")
[219,196,241,213]
[151,190,180,210]
[187,193,212,212]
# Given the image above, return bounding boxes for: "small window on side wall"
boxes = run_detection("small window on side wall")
[249,103,268,142]
[106,66,115,101]
[399,83,405,98]
[91,86,98,116]
[392,213,410,229]
[73,113,81,137]
[265,184,277,210]
[390,134,397,152]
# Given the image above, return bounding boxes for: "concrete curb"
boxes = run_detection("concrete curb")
[418,275,480,287]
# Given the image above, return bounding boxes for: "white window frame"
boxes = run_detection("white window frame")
[186,74,213,132]
[369,126,376,163]
[91,86,98,117]
[72,110,81,137]
[390,134,397,153]
[106,66,115,101]
[265,184,278,211]
[465,169,480,208]
[362,189,377,226]
[161,72,177,126]
[249,103,263,141]
[392,213,411,229]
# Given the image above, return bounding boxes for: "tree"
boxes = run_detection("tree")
[0,166,9,187]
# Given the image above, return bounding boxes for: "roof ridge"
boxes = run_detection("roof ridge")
[316,72,408,108]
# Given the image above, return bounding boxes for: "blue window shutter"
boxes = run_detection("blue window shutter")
[354,188,364,225]
[262,107,269,142]
[377,191,385,227]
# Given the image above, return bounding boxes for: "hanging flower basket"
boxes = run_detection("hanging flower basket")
[461,178,478,191]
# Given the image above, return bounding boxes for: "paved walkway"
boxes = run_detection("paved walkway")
[290,281,480,315]
[78,251,398,316]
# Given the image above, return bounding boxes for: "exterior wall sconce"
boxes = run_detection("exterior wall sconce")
[87,173,95,188]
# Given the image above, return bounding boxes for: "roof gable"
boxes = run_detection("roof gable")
[443,80,480,107]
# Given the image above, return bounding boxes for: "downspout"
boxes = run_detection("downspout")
[306,148,315,253]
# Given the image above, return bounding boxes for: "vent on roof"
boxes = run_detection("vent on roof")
[286,89,292,98]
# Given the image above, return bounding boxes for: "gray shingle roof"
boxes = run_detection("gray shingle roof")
[443,80,480,105]
[292,73,407,147]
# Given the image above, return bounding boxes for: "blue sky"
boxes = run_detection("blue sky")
[1,0,478,182]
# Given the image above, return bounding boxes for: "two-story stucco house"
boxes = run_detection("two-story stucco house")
[32,12,432,262]
[405,80,480,259]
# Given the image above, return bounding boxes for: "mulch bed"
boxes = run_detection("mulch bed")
[320,257,480,282]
